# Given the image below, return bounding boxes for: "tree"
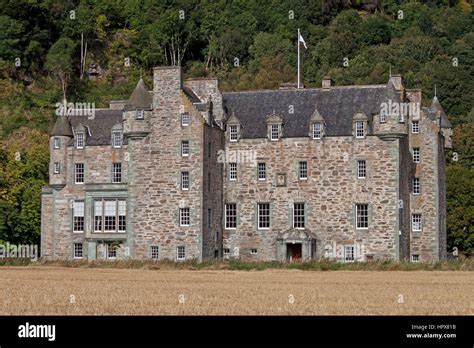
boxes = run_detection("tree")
[45,37,75,101]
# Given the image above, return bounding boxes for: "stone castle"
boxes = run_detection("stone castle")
[41,66,452,262]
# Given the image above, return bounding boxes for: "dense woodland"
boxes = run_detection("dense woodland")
[0,0,472,257]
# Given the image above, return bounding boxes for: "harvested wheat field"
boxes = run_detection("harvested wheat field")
[0,267,472,315]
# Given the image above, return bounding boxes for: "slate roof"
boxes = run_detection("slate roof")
[126,79,153,110]
[222,84,395,138]
[430,96,452,128]
[67,109,126,146]
[51,115,73,137]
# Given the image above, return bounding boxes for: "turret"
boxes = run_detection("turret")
[123,78,153,138]
[50,115,73,187]
[430,96,452,149]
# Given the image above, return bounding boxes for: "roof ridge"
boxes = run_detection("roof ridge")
[222,84,387,94]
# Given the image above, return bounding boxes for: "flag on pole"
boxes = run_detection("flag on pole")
[298,32,308,49]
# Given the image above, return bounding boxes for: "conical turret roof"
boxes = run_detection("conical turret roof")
[127,78,152,110]
[51,115,73,137]
[430,96,452,128]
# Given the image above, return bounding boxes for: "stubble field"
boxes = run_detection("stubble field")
[0,267,472,315]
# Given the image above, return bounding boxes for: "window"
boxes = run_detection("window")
[177,246,185,261]
[112,131,122,148]
[270,124,280,141]
[93,199,126,233]
[75,163,84,184]
[180,171,189,190]
[411,254,420,263]
[229,125,238,142]
[356,121,364,138]
[208,172,211,192]
[229,162,237,181]
[208,142,211,158]
[412,121,419,133]
[73,201,84,233]
[293,203,305,229]
[73,243,83,259]
[313,123,322,139]
[299,161,307,180]
[356,204,369,229]
[54,137,60,149]
[357,160,366,179]
[413,148,420,163]
[180,208,190,226]
[136,109,144,119]
[225,203,237,229]
[181,112,189,126]
[258,162,266,180]
[207,208,211,229]
[412,214,422,231]
[181,140,189,156]
[53,162,60,174]
[223,248,230,255]
[112,163,122,183]
[413,177,420,194]
[151,246,159,260]
[251,249,258,255]
[380,113,386,123]
[107,244,117,259]
[258,203,270,229]
[76,132,84,149]
[344,246,355,262]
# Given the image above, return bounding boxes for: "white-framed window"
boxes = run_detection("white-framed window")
[258,203,270,229]
[180,208,190,226]
[356,121,364,138]
[313,123,322,139]
[356,204,369,229]
[75,163,84,184]
[251,249,258,255]
[229,162,237,181]
[413,177,420,194]
[258,162,266,180]
[53,162,60,174]
[344,246,355,262]
[181,112,189,126]
[293,203,305,229]
[412,214,422,231]
[93,199,126,233]
[357,160,366,179]
[413,148,420,163]
[181,140,189,156]
[73,243,83,259]
[299,161,307,180]
[181,171,189,190]
[380,113,386,123]
[73,201,84,233]
[412,121,419,133]
[176,246,186,261]
[107,244,117,259]
[225,203,237,229]
[54,137,60,149]
[112,162,122,183]
[76,132,85,149]
[151,246,159,260]
[270,124,280,141]
[411,254,420,263]
[112,131,122,148]
[223,248,230,255]
[136,109,144,119]
[229,125,238,142]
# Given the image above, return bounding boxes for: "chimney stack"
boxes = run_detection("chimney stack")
[322,76,332,90]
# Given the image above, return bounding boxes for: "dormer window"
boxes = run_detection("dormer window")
[270,124,280,141]
[136,109,144,120]
[229,125,239,142]
[356,121,365,138]
[76,132,85,149]
[313,123,322,139]
[181,112,189,127]
[112,131,122,148]
[54,137,60,149]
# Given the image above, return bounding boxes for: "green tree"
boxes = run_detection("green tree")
[45,37,76,101]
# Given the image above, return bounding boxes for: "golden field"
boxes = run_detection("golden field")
[0,267,472,315]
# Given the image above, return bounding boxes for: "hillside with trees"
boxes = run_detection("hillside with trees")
[0,0,472,256]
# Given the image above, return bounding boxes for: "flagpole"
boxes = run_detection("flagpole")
[297,28,300,89]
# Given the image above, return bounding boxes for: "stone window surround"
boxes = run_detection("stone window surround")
[74,163,84,184]
[73,242,83,259]
[72,200,85,233]
[411,213,422,232]
[229,162,237,181]
[181,171,190,190]
[411,254,420,263]
[293,202,305,229]
[355,121,365,138]
[150,245,159,260]
[53,162,60,174]
[355,203,369,230]
[298,161,308,180]
[112,162,122,183]
[344,245,355,263]
[413,177,421,195]
[93,199,127,233]
[357,160,367,179]
[179,207,190,226]
[412,120,419,133]
[181,140,190,157]
[176,246,186,261]
[270,123,281,141]
[257,202,270,230]
[225,203,237,229]
[258,162,266,181]
[53,137,60,149]
[181,112,189,127]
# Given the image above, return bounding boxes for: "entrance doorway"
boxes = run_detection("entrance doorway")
[286,243,302,262]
